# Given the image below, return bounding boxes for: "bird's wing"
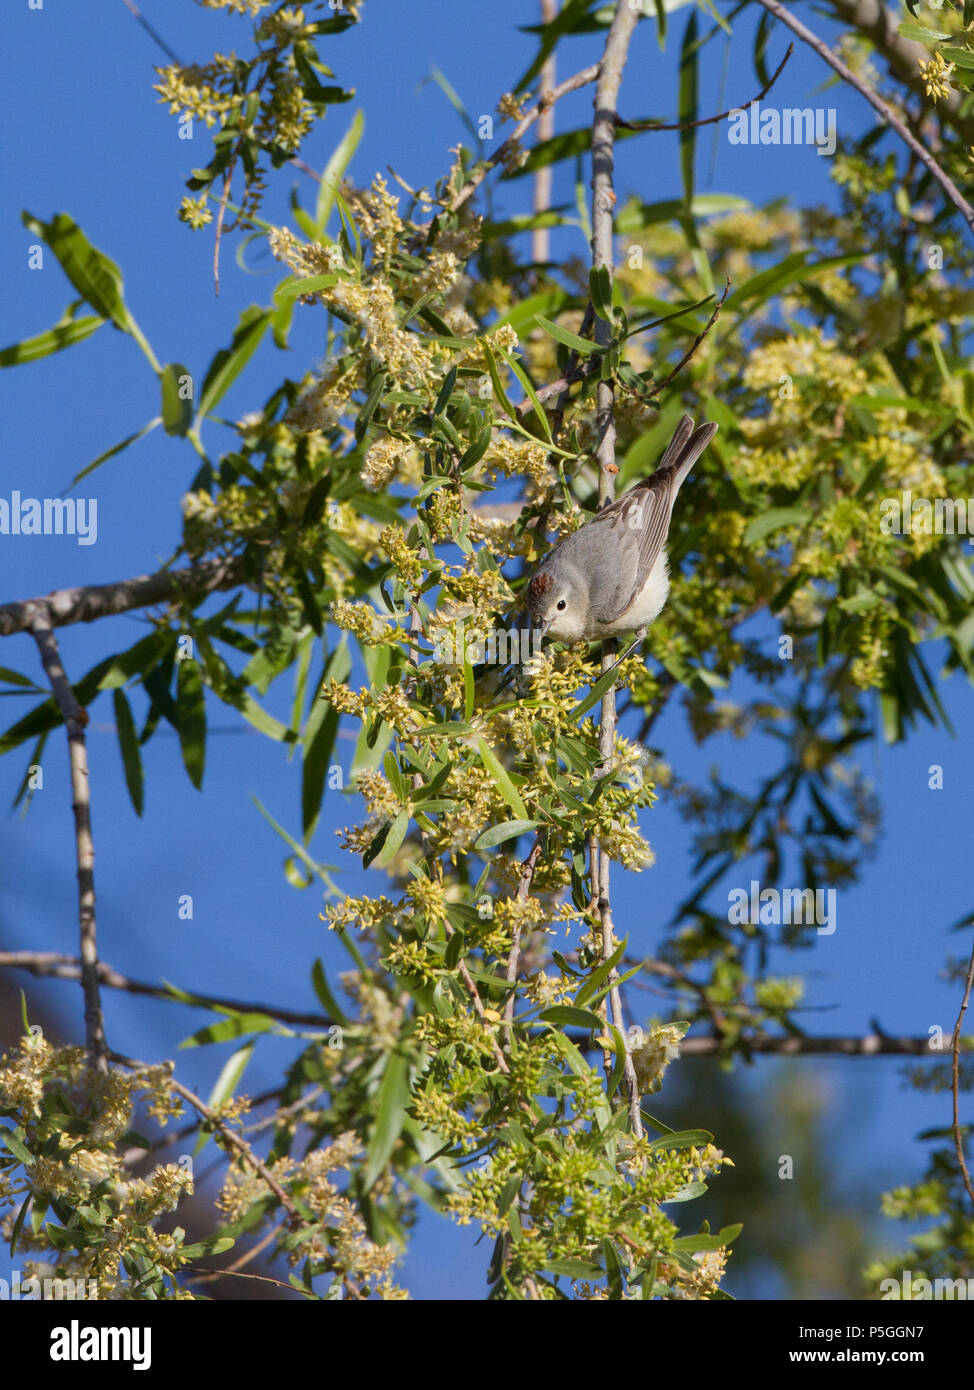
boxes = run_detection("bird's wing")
[588,417,718,624]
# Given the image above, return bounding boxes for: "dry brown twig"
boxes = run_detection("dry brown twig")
[616,43,794,134]
[449,63,601,215]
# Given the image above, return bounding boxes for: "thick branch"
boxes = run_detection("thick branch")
[826,0,974,145]
[754,0,974,238]
[31,617,106,1070]
[0,950,332,1030]
[590,0,642,1140]
[0,555,246,639]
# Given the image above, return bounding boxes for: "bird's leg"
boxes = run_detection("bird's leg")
[598,626,647,682]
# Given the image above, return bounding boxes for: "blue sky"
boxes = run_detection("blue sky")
[1,0,972,1299]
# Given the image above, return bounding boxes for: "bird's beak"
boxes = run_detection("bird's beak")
[534,616,552,642]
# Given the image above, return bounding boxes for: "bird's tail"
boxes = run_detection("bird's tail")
[653,414,718,490]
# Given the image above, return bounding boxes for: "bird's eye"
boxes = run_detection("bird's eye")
[556,599,566,611]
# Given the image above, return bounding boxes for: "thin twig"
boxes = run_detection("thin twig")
[213,167,233,297]
[184,1224,281,1285]
[120,0,182,64]
[753,0,974,238]
[444,931,510,1075]
[31,616,107,1071]
[590,0,643,1141]
[450,63,601,214]
[950,933,974,1208]
[617,43,794,133]
[678,1033,956,1057]
[0,950,332,1029]
[645,279,729,400]
[110,1051,301,1221]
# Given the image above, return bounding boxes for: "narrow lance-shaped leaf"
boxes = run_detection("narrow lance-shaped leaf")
[176,658,206,790]
[21,212,131,331]
[364,1051,411,1191]
[0,314,104,368]
[112,688,144,817]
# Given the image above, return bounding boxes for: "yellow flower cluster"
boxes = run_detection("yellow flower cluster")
[919,52,955,103]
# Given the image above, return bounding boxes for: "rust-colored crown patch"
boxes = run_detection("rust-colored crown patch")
[528,571,554,603]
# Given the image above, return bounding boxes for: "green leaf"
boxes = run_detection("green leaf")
[0,667,38,689]
[743,507,811,547]
[476,738,528,819]
[491,289,568,336]
[0,314,104,367]
[311,959,348,1025]
[482,337,517,418]
[195,306,270,422]
[605,1023,629,1100]
[374,808,410,869]
[21,212,131,331]
[589,264,614,322]
[940,46,974,69]
[501,350,553,442]
[315,108,365,228]
[160,362,193,437]
[272,273,340,306]
[180,1014,276,1048]
[0,1127,33,1166]
[302,640,350,839]
[603,1238,624,1299]
[538,1005,604,1030]
[112,688,144,817]
[679,9,699,211]
[897,20,950,43]
[474,819,541,850]
[68,418,161,488]
[364,1051,411,1191]
[208,1039,256,1110]
[533,314,599,355]
[545,1258,605,1279]
[570,662,624,720]
[176,659,206,790]
[179,1235,235,1260]
[514,0,596,91]
[648,1128,714,1152]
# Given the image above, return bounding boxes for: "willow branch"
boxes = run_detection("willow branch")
[0,950,332,1029]
[589,0,643,1140]
[31,617,107,1071]
[0,555,246,639]
[449,63,601,214]
[950,935,974,1208]
[826,0,974,145]
[754,0,974,238]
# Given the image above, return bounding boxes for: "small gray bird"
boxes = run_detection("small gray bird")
[526,414,717,643]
